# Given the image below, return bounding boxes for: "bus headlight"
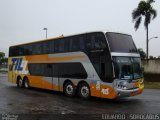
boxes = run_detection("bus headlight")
[118,85,128,90]
[117,81,128,90]
[123,86,128,90]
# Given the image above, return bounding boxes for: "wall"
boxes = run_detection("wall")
[142,59,160,82]
[142,60,160,74]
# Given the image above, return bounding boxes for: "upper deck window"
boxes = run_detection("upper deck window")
[106,32,138,53]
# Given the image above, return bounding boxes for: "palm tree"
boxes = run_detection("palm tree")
[132,0,157,59]
[138,48,146,59]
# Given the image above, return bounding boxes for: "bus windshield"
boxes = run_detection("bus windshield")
[106,32,138,53]
[113,57,142,80]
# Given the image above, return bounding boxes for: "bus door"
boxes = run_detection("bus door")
[52,77,59,91]
[43,64,53,90]
[100,54,114,98]
[43,64,59,91]
[90,52,111,98]
[89,53,102,97]
[52,64,59,91]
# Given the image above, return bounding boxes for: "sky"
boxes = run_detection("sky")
[0,0,159,57]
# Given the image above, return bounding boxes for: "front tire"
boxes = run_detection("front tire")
[64,82,76,97]
[78,83,90,99]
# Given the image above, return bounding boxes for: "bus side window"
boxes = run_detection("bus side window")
[86,34,95,51]
[18,45,24,56]
[71,36,80,51]
[96,33,107,50]
[79,35,85,51]
[32,43,42,55]
[54,40,59,53]
[64,38,69,52]
[86,33,108,51]
[29,64,45,76]
[43,41,50,54]
[9,47,13,57]
[50,40,54,53]
[58,63,87,79]
[53,64,59,77]
[44,64,52,77]
[68,37,73,52]
[11,47,17,56]
[59,39,65,52]
[26,44,32,55]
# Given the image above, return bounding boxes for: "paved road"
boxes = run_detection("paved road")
[0,73,160,120]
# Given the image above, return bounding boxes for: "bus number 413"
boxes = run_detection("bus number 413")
[101,88,109,95]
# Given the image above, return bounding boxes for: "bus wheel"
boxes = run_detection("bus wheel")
[64,82,76,97]
[17,77,23,88]
[24,77,30,89]
[78,83,90,99]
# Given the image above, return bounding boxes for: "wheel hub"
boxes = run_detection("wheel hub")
[66,85,73,95]
[81,86,89,97]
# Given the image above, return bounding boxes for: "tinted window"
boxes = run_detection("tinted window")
[54,40,59,53]
[32,43,42,55]
[17,46,24,56]
[9,33,107,57]
[44,64,52,76]
[106,32,138,53]
[86,34,94,50]
[53,64,59,77]
[64,38,69,52]
[70,36,80,51]
[69,35,85,52]
[90,54,113,83]
[79,35,85,50]
[86,33,108,51]
[42,41,50,54]
[11,46,18,56]
[59,63,87,79]
[68,37,73,51]
[28,64,44,76]
[96,33,107,50]
[24,44,32,55]
[28,63,87,79]
[50,40,54,53]
[9,47,13,57]
[59,39,65,52]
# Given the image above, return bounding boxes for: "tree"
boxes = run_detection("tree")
[1,58,8,64]
[149,55,154,59]
[0,52,5,61]
[132,0,157,59]
[0,52,6,65]
[138,48,146,59]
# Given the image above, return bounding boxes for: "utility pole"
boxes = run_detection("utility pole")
[43,28,48,39]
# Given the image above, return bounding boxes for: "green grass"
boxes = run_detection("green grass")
[144,82,160,89]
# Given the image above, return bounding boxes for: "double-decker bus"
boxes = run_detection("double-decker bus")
[8,31,144,99]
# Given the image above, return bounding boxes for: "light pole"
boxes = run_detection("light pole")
[148,36,158,58]
[43,28,48,39]
[149,36,158,42]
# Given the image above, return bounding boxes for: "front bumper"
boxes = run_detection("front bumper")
[116,85,144,98]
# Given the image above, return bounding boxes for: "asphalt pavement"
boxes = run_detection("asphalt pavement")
[0,73,160,120]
